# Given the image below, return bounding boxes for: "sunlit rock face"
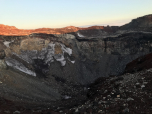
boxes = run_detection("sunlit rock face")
[0,24,118,36]
[5,38,75,77]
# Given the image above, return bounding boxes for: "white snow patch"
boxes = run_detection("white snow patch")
[51,43,74,66]
[3,41,11,47]
[71,61,75,64]
[67,57,75,64]
[54,54,66,66]
[63,95,71,99]
[60,44,72,56]
[77,32,85,37]
[6,42,75,76]
[5,58,36,76]
[3,40,14,48]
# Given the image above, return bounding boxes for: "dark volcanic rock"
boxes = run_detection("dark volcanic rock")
[125,52,152,73]
[0,30,152,109]
[0,14,152,113]
[120,14,152,31]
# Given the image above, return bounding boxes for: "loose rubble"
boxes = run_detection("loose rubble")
[0,68,152,113]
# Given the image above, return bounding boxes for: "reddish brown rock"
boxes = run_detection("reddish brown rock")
[125,53,152,73]
[0,24,115,36]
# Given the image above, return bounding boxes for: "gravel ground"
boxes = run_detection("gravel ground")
[0,68,152,114]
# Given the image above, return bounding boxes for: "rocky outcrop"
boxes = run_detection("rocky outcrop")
[125,52,152,73]
[120,14,152,31]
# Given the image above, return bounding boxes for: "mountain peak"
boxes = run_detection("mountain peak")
[0,24,17,29]
[0,24,108,36]
[120,14,152,30]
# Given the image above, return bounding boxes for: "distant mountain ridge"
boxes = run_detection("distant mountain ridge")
[0,14,152,36]
[0,24,120,36]
[0,24,114,36]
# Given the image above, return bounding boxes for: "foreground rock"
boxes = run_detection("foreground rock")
[0,63,152,113]
[125,52,152,73]
[62,68,152,114]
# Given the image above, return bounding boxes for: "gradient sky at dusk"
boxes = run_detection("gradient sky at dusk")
[0,0,152,29]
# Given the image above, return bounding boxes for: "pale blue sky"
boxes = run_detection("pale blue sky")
[0,0,152,29]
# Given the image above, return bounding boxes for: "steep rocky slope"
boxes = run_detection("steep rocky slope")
[125,52,152,73]
[1,54,152,114]
[120,14,152,31]
[0,14,152,113]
